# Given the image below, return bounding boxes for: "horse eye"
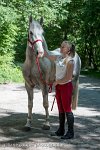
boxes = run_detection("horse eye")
[30,31,33,35]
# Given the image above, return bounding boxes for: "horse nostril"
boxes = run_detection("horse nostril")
[37,51,38,55]
[30,31,33,35]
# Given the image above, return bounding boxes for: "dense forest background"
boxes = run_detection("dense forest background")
[0,0,100,82]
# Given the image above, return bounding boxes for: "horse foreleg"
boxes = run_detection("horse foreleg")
[42,87,50,130]
[25,82,34,130]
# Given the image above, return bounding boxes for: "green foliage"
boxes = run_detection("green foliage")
[0,4,23,83]
[81,69,100,79]
[0,65,23,83]
[0,54,23,83]
[0,0,100,83]
[0,5,18,55]
[79,0,100,69]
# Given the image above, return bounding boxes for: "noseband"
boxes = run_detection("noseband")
[28,38,43,52]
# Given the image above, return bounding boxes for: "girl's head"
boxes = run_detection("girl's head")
[60,41,75,57]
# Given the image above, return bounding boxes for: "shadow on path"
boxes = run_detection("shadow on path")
[0,75,100,149]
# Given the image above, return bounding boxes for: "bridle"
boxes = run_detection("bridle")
[28,35,53,93]
[28,38,43,53]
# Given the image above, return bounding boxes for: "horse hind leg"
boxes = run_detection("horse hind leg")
[24,82,34,131]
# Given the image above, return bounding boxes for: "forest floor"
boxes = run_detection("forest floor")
[0,75,100,150]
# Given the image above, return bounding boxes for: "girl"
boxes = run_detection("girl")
[45,41,75,139]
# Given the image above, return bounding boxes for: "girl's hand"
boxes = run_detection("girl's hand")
[54,80,59,86]
[44,51,48,57]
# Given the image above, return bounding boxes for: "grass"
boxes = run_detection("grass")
[81,69,100,79]
[0,65,24,84]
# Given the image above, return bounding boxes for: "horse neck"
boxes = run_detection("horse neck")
[42,36,50,54]
[25,44,36,64]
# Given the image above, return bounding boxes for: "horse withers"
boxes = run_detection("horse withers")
[22,16,81,131]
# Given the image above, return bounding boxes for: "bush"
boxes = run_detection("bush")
[0,54,24,83]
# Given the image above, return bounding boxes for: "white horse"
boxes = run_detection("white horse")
[22,16,81,131]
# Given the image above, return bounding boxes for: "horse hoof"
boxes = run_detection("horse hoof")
[23,126,31,132]
[42,124,50,130]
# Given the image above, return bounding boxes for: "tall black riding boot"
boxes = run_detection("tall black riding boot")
[61,112,74,139]
[51,112,65,136]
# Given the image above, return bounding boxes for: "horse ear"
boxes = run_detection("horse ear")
[40,17,43,26]
[29,15,32,23]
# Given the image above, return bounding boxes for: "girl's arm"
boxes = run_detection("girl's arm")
[44,51,57,61]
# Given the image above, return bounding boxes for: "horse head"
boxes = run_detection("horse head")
[28,16,44,58]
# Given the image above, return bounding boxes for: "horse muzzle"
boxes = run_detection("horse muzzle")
[37,51,44,58]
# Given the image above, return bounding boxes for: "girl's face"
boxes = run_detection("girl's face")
[60,42,69,55]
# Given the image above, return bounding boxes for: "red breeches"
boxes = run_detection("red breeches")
[55,82,73,113]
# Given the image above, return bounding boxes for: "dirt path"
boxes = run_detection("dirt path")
[0,75,100,150]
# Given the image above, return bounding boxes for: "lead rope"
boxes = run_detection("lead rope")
[36,56,53,93]
[36,56,56,111]
[51,95,56,111]
[28,38,55,109]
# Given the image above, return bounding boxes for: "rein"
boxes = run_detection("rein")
[28,38,53,93]
[36,57,53,93]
